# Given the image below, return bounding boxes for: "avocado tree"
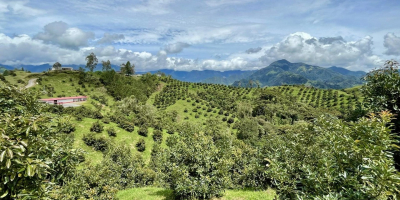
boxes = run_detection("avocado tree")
[0,85,83,198]
[361,59,400,170]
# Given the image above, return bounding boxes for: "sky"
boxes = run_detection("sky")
[0,0,399,72]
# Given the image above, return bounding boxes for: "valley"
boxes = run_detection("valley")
[0,61,399,199]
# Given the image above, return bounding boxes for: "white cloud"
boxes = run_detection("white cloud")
[34,21,94,50]
[384,33,400,56]
[0,33,82,65]
[0,32,254,71]
[97,33,125,44]
[164,42,190,54]
[0,30,387,72]
[259,32,382,71]
[171,24,272,45]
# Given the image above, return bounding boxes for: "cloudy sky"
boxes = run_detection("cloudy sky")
[0,0,399,72]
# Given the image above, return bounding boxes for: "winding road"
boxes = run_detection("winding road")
[25,78,37,89]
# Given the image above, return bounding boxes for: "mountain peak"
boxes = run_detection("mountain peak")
[274,59,291,64]
[233,60,365,89]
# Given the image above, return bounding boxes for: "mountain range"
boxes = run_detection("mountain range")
[1,60,367,89]
[232,59,366,89]
[137,69,256,83]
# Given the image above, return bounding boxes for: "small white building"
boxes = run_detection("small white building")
[39,96,87,105]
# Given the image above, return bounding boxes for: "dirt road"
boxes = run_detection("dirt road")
[25,78,37,89]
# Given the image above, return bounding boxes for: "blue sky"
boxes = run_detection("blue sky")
[0,0,399,71]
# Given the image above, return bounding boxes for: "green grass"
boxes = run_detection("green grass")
[165,98,238,133]
[29,71,116,113]
[74,118,172,166]
[4,71,39,87]
[117,187,276,200]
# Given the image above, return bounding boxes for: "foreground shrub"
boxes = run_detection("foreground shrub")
[264,112,400,199]
[165,124,233,199]
[0,85,83,199]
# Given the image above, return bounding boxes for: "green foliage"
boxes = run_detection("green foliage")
[138,127,149,137]
[53,62,62,70]
[2,70,10,76]
[85,52,98,72]
[136,139,146,152]
[362,60,400,114]
[82,133,109,152]
[236,118,259,142]
[264,112,400,199]
[90,121,104,133]
[107,127,117,137]
[53,143,155,199]
[118,120,135,132]
[361,60,400,170]
[121,61,135,76]
[100,71,159,101]
[57,116,76,134]
[164,123,234,199]
[102,60,112,71]
[0,85,83,199]
[152,130,163,143]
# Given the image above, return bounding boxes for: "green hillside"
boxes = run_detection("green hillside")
[233,59,364,89]
[2,63,400,200]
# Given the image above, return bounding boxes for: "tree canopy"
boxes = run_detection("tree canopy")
[85,52,98,72]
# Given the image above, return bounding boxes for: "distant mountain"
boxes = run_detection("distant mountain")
[0,65,15,71]
[138,69,256,83]
[202,71,255,85]
[328,66,366,78]
[232,59,365,89]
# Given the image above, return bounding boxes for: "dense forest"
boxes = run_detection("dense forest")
[1,59,400,199]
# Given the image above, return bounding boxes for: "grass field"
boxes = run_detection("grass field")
[6,71,364,167]
[6,71,368,199]
[73,118,172,165]
[117,187,276,200]
[3,71,40,88]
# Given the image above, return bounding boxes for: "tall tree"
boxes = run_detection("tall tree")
[102,60,111,71]
[53,62,62,71]
[85,53,98,72]
[121,61,134,76]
